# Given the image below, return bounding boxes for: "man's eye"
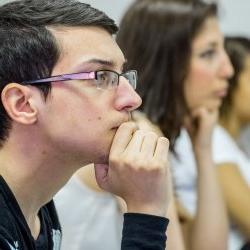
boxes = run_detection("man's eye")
[100,73,108,80]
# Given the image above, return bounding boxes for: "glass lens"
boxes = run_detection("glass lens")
[123,70,137,89]
[96,71,118,89]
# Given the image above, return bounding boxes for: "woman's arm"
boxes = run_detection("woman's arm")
[185,108,228,250]
[190,147,228,250]
[166,198,186,250]
[217,163,250,239]
[175,151,229,250]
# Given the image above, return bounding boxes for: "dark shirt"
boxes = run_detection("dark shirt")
[0,176,61,250]
[0,176,169,249]
[241,242,250,250]
[122,213,168,250]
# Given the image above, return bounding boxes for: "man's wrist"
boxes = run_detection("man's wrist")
[127,204,168,217]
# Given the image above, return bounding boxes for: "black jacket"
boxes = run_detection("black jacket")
[0,176,168,250]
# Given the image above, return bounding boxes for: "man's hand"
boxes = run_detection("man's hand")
[94,121,170,217]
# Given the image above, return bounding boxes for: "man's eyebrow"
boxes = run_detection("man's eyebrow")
[75,58,126,71]
[84,58,115,67]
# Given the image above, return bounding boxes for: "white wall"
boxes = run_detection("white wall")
[80,0,134,24]
[0,0,249,38]
[219,0,250,37]
[0,0,11,4]
[82,0,250,38]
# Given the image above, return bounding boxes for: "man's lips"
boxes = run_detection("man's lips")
[111,117,131,130]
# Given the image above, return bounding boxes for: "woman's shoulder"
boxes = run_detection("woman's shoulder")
[213,125,238,150]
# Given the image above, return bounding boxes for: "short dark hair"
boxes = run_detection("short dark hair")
[117,0,217,151]
[220,36,250,119]
[0,0,118,146]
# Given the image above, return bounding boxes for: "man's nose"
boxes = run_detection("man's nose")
[114,76,142,111]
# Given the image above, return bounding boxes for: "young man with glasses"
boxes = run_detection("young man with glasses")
[0,0,170,249]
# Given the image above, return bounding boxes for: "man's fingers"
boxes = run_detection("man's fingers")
[154,137,169,161]
[125,130,145,153]
[110,122,138,156]
[140,132,158,157]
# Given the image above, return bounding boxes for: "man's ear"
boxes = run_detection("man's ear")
[1,83,38,125]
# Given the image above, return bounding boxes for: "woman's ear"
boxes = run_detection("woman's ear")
[1,83,38,125]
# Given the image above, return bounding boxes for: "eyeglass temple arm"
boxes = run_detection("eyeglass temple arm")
[22,72,96,84]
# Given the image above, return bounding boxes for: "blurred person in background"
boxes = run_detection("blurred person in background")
[212,36,250,250]
[117,0,233,249]
[55,164,124,250]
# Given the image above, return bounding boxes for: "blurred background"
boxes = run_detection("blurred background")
[79,0,250,39]
[0,0,249,38]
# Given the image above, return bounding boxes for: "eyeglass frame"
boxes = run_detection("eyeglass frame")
[21,69,137,90]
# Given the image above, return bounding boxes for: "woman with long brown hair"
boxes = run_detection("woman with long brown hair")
[117,0,233,249]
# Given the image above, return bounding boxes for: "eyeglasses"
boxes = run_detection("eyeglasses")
[21,70,137,90]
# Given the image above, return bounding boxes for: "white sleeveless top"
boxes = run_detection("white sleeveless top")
[212,125,250,185]
[170,128,248,250]
[54,175,123,250]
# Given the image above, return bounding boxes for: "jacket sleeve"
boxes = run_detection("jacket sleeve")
[121,213,169,250]
[241,242,250,250]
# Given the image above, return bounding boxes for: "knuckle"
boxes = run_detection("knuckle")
[150,161,162,171]
[150,158,168,170]
[124,156,146,170]
[135,159,148,169]
[109,154,120,165]
[122,154,137,167]
[158,136,169,145]
[133,129,145,137]
[145,131,158,140]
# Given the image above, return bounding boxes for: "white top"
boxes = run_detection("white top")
[54,175,123,250]
[213,125,250,185]
[170,129,197,215]
[238,125,250,159]
[170,128,247,250]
